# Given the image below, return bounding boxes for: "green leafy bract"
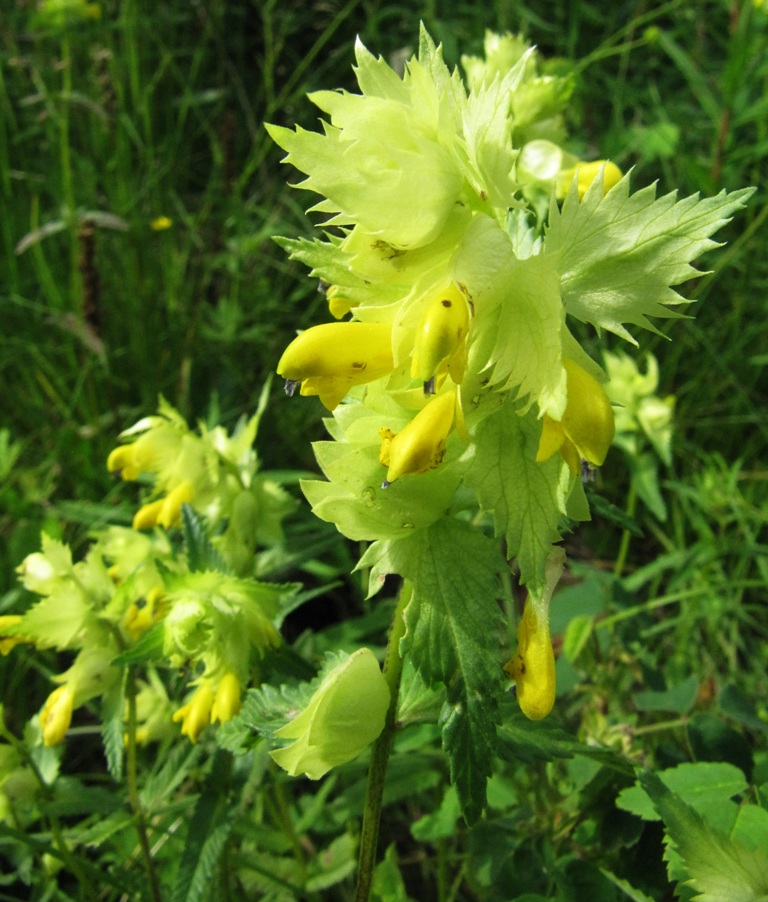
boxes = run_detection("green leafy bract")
[639,770,768,902]
[359,520,505,823]
[464,397,575,589]
[545,178,755,342]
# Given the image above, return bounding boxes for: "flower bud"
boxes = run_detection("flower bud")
[270,648,389,780]
[504,602,555,721]
[378,390,456,487]
[277,322,394,410]
[210,673,242,724]
[559,160,623,199]
[536,358,614,474]
[41,685,74,747]
[410,285,470,389]
[173,685,215,743]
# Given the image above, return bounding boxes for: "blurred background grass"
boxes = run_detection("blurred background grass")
[1,0,766,678]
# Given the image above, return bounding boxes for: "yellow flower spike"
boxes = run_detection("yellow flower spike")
[173,685,215,743]
[277,322,394,410]
[210,673,242,725]
[0,615,28,656]
[379,390,456,487]
[504,602,556,721]
[411,284,470,390]
[41,685,74,747]
[537,358,615,474]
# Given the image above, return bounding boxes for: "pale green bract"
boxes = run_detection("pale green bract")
[269,649,390,780]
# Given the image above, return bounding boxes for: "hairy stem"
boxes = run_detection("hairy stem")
[354,581,410,902]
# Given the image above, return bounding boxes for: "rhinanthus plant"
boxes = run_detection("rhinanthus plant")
[3,395,299,757]
[267,25,753,869]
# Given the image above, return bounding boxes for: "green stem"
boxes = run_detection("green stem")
[125,668,163,902]
[354,582,410,902]
[613,480,637,580]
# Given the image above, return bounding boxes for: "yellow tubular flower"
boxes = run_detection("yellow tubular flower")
[536,358,615,475]
[106,445,141,481]
[379,390,456,487]
[504,602,555,721]
[411,285,470,390]
[210,673,242,725]
[173,685,215,743]
[277,322,394,410]
[41,685,74,747]
[133,481,194,531]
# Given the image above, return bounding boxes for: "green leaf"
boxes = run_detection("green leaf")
[172,753,235,902]
[372,843,416,902]
[633,675,700,714]
[464,397,572,588]
[562,614,594,664]
[360,519,506,823]
[639,770,768,902]
[101,670,126,781]
[617,762,747,824]
[181,504,230,574]
[544,180,755,342]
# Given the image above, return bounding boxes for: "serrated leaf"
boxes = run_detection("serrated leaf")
[181,504,230,574]
[359,520,506,823]
[172,752,235,902]
[101,670,126,781]
[544,179,754,343]
[464,397,571,588]
[639,770,768,902]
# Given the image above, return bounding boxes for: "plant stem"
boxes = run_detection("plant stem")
[125,668,163,902]
[354,582,410,902]
[613,481,637,580]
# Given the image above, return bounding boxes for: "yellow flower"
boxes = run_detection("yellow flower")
[210,673,242,725]
[41,685,74,747]
[132,481,194,531]
[504,601,555,721]
[150,216,173,231]
[173,685,215,743]
[277,322,394,410]
[410,284,470,389]
[536,358,614,474]
[379,390,456,487]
